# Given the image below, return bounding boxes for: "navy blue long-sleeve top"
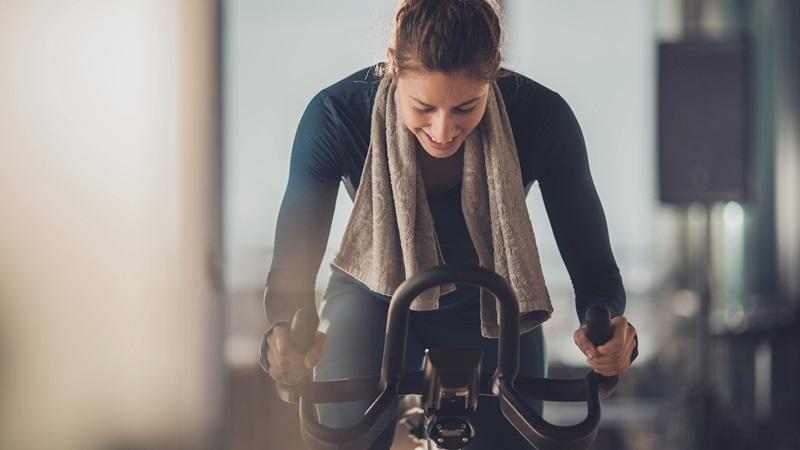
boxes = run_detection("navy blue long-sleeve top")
[263,65,626,331]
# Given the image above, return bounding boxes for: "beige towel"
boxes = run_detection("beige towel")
[331,75,552,338]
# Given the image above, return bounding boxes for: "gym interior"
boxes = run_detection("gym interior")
[1,1,798,449]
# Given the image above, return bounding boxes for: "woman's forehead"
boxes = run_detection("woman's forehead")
[397,70,489,106]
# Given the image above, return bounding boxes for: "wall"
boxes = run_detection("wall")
[0,2,223,448]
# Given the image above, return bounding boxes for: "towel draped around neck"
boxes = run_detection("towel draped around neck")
[331,75,552,338]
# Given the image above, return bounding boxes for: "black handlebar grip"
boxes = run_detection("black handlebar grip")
[276,308,319,404]
[584,305,618,398]
[585,305,613,347]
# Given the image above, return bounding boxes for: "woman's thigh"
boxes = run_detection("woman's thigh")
[313,269,424,449]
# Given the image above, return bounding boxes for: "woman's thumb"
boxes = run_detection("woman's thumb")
[304,332,327,369]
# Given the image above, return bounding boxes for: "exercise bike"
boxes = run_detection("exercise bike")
[275,265,622,450]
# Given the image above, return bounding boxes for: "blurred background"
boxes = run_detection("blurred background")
[1,0,798,449]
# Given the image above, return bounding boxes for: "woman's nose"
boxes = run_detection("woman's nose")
[430,114,458,142]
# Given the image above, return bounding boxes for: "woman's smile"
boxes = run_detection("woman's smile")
[421,129,461,151]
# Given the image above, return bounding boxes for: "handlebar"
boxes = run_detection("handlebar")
[276,265,621,450]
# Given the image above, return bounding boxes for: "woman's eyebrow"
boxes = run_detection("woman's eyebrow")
[408,95,483,108]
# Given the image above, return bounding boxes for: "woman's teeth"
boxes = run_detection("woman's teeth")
[425,132,456,144]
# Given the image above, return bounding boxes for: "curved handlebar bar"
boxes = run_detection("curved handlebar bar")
[277,265,621,450]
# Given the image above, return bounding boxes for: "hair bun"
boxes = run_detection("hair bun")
[379,0,504,82]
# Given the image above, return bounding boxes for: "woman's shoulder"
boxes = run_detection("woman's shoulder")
[315,64,383,114]
[305,64,571,132]
[497,69,583,185]
[496,67,566,117]
[314,64,565,114]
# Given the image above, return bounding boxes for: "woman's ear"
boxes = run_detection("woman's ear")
[386,48,395,73]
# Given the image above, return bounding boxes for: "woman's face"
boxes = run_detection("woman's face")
[395,69,490,159]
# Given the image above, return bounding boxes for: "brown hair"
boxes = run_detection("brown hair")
[376,0,509,82]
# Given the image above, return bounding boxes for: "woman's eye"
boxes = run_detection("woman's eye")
[414,105,476,114]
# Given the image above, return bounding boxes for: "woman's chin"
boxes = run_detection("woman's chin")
[420,139,463,159]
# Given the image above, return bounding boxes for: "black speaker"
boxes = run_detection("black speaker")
[657,39,750,204]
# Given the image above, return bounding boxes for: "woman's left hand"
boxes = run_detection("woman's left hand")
[573,315,637,377]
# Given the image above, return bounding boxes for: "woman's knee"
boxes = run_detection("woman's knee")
[314,400,397,450]
[314,307,387,381]
[315,272,390,378]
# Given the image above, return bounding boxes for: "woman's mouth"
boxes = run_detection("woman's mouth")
[422,130,459,151]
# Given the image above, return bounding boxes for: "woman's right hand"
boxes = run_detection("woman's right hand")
[264,324,327,386]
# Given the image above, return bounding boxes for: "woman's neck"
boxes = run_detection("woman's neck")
[417,143,464,196]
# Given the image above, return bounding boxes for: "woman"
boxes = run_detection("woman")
[262,1,638,448]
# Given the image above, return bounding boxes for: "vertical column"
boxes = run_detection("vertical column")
[0,1,223,449]
[774,0,800,304]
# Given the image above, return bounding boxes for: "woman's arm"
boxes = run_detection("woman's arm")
[533,93,626,325]
[532,92,638,372]
[263,90,343,336]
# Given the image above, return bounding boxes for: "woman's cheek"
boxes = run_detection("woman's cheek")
[401,108,424,130]
[459,107,485,134]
